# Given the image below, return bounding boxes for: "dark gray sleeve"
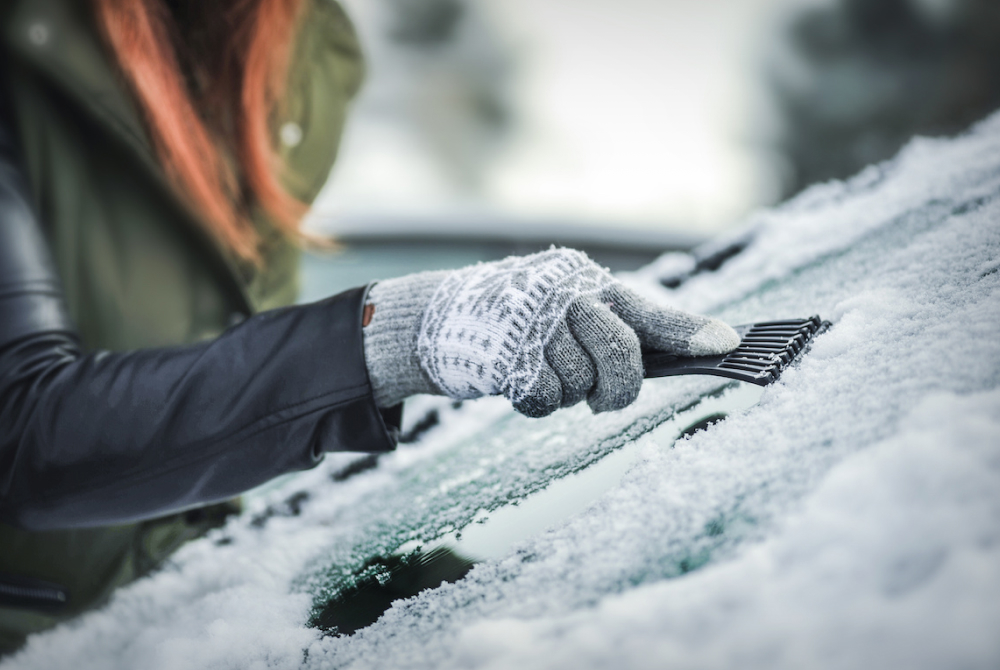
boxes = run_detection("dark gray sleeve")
[0,79,400,532]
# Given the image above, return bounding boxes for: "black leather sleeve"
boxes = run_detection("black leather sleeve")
[0,88,400,532]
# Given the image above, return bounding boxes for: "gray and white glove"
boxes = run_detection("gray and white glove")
[362,248,739,417]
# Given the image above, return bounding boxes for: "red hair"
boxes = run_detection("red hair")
[92,0,306,263]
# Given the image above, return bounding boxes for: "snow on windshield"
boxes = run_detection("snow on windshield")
[6,114,1000,670]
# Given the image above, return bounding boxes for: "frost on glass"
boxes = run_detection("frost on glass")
[300,380,761,635]
[7,114,1000,670]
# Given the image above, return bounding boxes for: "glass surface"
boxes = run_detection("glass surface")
[306,383,763,635]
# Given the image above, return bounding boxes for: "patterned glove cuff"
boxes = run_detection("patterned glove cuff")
[362,271,448,408]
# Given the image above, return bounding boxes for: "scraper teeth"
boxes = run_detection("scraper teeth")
[751,319,809,329]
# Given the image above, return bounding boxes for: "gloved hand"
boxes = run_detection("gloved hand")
[362,248,739,417]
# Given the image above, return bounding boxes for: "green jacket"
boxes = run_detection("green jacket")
[0,0,364,651]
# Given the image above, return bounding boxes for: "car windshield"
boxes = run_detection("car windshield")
[12,112,1000,670]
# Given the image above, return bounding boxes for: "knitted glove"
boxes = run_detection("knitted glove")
[362,248,739,417]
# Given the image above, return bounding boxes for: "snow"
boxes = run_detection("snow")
[448,390,1000,670]
[5,113,1000,669]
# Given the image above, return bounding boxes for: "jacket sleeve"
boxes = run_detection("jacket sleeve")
[0,86,401,532]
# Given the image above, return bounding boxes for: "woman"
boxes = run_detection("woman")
[0,0,738,652]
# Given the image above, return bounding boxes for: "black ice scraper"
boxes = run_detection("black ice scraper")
[642,316,830,386]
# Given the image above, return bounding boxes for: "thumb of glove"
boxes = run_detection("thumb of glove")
[602,284,740,356]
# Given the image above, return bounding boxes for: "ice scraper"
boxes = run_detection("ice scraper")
[642,316,829,386]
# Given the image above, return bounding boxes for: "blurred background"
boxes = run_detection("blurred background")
[299,0,1000,300]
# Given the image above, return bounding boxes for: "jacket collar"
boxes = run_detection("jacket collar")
[2,0,255,314]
